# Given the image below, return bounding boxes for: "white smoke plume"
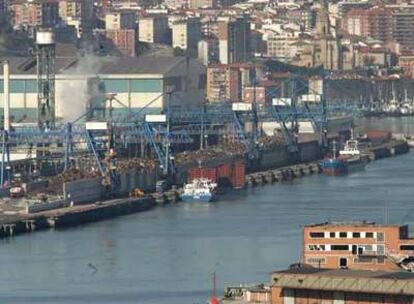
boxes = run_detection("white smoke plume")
[57,54,110,123]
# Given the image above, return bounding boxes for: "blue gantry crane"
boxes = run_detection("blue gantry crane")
[0,70,359,188]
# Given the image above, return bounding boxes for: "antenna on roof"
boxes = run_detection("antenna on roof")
[384,201,388,225]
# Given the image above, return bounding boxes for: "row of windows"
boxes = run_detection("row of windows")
[0,80,37,93]
[0,79,165,94]
[306,256,385,265]
[305,257,326,264]
[309,231,379,239]
[400,245,414,251]
[308,244,384,253]
[354,256,385,264]
[100,79,163,93]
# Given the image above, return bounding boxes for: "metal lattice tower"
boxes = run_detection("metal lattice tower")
[36,29,56,130]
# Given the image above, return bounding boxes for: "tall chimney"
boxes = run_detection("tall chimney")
[3,60,10,132]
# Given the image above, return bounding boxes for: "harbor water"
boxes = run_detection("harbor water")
[1,118,414,304]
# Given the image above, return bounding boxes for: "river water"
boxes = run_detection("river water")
[1,117,414,304]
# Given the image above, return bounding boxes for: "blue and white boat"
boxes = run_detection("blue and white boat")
[180,178,217,202]
[321,138,367,176]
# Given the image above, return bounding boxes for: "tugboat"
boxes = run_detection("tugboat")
[180,178,217,202]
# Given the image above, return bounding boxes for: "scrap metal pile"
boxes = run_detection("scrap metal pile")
[174,143,246,165]
[46,169,100,194]
[116,158,157,173]
[258,135,286,149]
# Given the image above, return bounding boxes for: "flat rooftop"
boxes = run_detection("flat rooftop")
[272,268,414,295]
[304,221,396,228]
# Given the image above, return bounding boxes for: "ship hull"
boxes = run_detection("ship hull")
[321,157,366,176]
[180,193,213,202]
[347,158,367,172]
[321,159,348,176]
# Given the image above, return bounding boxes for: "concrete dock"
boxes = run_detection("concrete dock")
[0,139,409,239]
[0,196,155,238]
[244,139,409,188]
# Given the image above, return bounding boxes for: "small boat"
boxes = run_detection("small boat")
[404,136,414,148]
[321,138,367,176]
[320,157,348,176]
[321,141,347,176]
[383,83,401,116]
[339,137,360,157]
[181,178,217,202]
[400,90,414,116]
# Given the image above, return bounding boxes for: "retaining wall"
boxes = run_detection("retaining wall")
[119,169,158,195]
[63,178,103,204]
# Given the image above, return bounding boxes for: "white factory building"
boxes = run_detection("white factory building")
[0,55,206,123]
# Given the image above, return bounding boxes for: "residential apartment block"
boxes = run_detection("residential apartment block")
[171,18,201,51]
[105,11,136,30]
[138,15,169,44]
[218,17,251,64]
[206,63,254,103]
[10,0,60,30]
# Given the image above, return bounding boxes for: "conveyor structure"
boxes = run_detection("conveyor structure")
[0,73,359,189]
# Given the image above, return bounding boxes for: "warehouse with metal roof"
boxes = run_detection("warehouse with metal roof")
[0,55,206,122]
[271,268,414,304]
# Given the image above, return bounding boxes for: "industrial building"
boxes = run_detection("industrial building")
[303,221,414,271]
[271,268,414,304]
[0,55,206,122]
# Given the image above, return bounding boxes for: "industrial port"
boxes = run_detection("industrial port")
[0,30,410,239]
[3,1,414,302]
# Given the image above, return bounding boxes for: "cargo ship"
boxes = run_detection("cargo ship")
[180,178,217,202]
[321,139,367,176]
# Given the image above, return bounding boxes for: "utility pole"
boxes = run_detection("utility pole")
[252,77,258,146]
[164,87,174,175]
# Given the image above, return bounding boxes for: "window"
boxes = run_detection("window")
[377,256,385,264]
[306,257,326,264]
[377,244,385,255]
[331,245,349,251]
[366,232,374,238]
[330,232,336,238]
[309,232,325,238]
[354,257,374,263]
[400,245,414,251]
[377,232,385,242]
[339,232,347,238]
[308,245,325,251]
[353,232,360,238]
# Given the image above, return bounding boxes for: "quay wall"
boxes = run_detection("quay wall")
[50,197,155,228]
[174,140,322,183]
[119,169,158,195]
[0,197,156,238]
[63,171,158,202]
[64,178,103,204]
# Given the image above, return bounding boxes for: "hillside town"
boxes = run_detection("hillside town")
[1,0,414,74]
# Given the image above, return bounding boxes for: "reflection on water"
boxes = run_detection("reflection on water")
[357,116,414,135]
[0,118,413,303]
